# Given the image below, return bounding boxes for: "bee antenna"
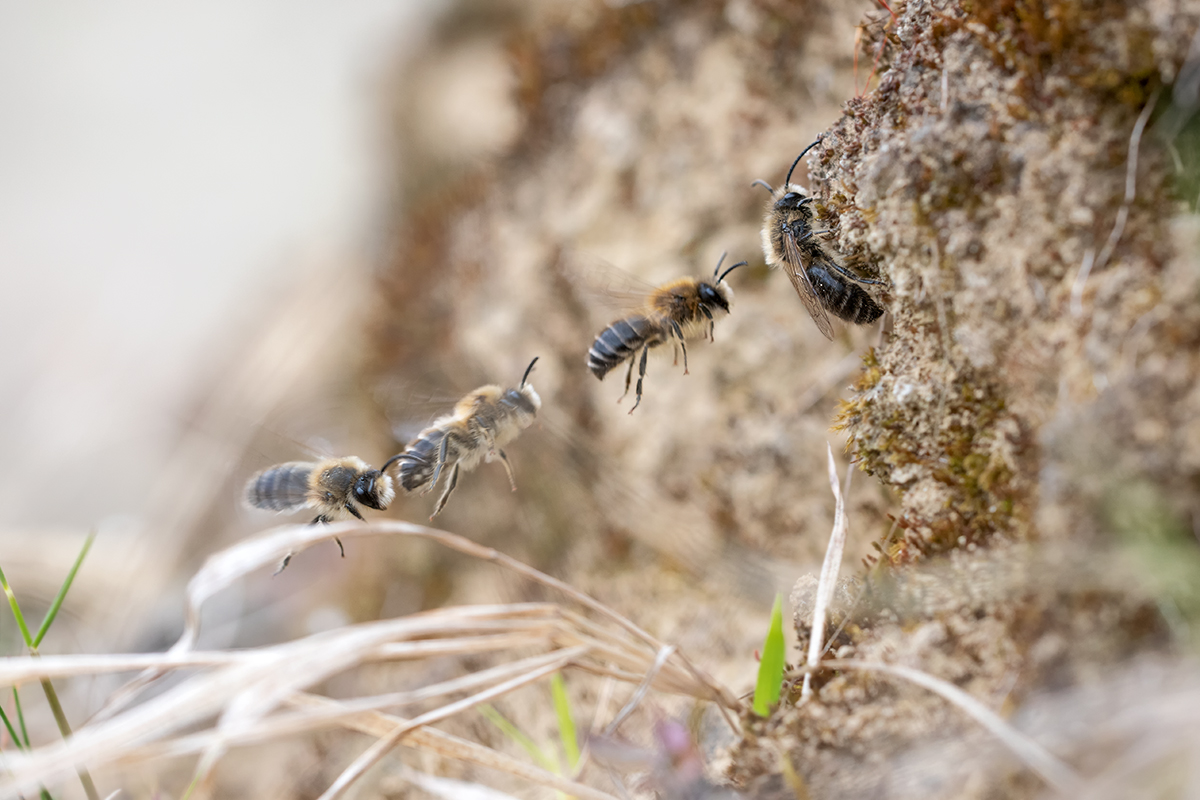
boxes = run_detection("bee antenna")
[750,179,774,193]
[784,135,824,187]
[380,453,404,474]
[520,356,539,387]
[717,260,748,284]
[712,251,728,278]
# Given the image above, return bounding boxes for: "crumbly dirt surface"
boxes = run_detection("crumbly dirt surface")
[360,0,1200,797]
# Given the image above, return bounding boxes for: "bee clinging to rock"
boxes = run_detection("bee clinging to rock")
[382,357,542,519]
[586,253,746,413]
[755,137,885,340]
[244,457,395,563]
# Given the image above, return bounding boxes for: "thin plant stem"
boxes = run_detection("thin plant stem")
[0,565,35,647]
[34,533,95,649]
[480,705,557,773]
[1,536,102,800]
[550,674,579,771]
[39,678,100,800]
[0,702,24,750]
[13,688,31,748]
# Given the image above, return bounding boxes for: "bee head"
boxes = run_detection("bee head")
[775,188,813,213]
[353,469,395,510]
[502,357,542,419]
[697,282,730,313]
[699,253,745,312]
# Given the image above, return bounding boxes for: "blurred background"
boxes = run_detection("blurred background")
[0,1,425,530]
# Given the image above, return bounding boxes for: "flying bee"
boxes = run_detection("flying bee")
[754,137,885,340]
[382,357,542,519]
[586,253,746,414]
[244,456,395,563]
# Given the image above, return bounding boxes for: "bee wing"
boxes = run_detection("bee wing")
[560,251,661,317]
[781,230,835,340]
[374,375,479,446]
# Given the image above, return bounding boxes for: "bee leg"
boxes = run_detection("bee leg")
[828,261,884,286]
[628,344,650,414]
[670,320,688,374]
[427,433,453,493]
[334,503,368,559]
[430,463,460,519]
[496,449,517,491]
[312,515,330,525]
[481,427,498,457]
[699,305,714,341]
[619,356,635,401]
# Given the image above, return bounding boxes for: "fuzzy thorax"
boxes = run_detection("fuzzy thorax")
[761,182,811,268]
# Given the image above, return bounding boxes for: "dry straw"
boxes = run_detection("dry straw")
[0,521,739,799]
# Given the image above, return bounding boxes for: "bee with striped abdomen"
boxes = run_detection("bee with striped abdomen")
[754,137,885,340]
[586,253,745,413]
[382,357,542,519]
[244,456,395,563]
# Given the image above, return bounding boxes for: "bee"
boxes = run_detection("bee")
[382,357,542,519]
[754,137,885,340]
[586,253,746,413]
[244,456,396,564]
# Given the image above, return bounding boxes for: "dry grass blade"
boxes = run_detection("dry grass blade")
[94,520,737,725]
[318,653,583,800]
[802,445,849,700]
[824,659,1083,795]
[293,694,621,800]
[0,651,247,684]
[177,521,737,708]
[1,609,558,793]
[0,522,734,798]
[1071,89,1160,317]
[391,766,523,800]
[603,645,676,735]
[120,649,587,764]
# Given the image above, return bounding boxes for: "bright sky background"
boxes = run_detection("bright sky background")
[0,1,431,527]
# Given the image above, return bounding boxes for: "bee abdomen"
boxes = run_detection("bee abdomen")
[808,265,884,325]
[246,463,312,511]
[396,431,445,491]
[587,316,658,379]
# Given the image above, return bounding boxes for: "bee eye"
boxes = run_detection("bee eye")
[699,283,729,311]
[783,191,801,203]
[355,475,375,501]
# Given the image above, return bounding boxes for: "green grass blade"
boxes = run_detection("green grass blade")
[550,673,579,770]
[9,689,67,800]
[34,533,95,648]
[0,565,34,648]
[0,702,23,750]
[12,688,31,748]
[752,594,786,717]
[479,704,557,773]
